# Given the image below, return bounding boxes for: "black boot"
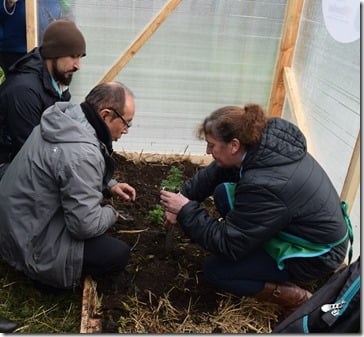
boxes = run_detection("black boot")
[0,317,17,333]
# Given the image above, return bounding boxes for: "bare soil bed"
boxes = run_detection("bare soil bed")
[96,153,283,333]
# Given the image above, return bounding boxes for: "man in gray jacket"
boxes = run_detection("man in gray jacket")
[0,81,136,289]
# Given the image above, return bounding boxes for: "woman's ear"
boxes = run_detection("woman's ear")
[231,138,241,154]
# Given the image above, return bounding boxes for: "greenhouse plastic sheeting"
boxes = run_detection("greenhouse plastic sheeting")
[34,0,359,263]
[66,0,287,154]
[282,0,360,260]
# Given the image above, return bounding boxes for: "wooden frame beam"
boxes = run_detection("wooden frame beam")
[97,0,182,85]
[25,0,38,51]
[284,65,360,213]
[340,133,360,213]
[283,66,314,155]
[268,0,304,117]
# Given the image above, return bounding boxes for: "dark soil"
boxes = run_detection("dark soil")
[97,153,223,333]
[94,153,326,333]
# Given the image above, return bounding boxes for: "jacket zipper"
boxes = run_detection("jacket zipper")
[320,276,360,317]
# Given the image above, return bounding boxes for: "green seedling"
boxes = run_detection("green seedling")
[148,165,184,251]
[147,204,164,226]
[147,166,184,226]
[161,166,183,192]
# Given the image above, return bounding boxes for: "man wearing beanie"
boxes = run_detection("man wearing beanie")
[0,19,86,180]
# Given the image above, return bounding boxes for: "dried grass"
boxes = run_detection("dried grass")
[208,293,281,333]
[116,150,213,167]
[104,151,282,333]
[112,289,280,334]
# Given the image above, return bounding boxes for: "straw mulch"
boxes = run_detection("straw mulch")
[94,152,322,333]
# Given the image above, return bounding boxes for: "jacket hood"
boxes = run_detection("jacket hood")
[245,118,307,169]
[40,101,98,147]
[7,47,67,99]
[8,47,44,75]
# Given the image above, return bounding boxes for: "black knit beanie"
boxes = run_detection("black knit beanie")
[40,19,86,59]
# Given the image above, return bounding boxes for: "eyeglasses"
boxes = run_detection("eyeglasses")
[107,107,132,128]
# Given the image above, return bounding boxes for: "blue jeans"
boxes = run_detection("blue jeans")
[202,183,292,296]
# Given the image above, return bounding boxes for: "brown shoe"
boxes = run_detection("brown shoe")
[255,282,312,318]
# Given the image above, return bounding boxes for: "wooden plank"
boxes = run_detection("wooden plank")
[340,133,360,213]
[268,0,304,117]
[25,0,38,51]
[97,0,182,84]
[80,276,102,333]
[283,66,314,155]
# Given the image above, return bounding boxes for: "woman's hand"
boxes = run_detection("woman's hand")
[160,190,189,215]
[164,210,177,228]
[110,183,136,202]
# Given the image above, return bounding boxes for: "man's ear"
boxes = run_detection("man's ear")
[231,138,241,154]
[99,108,110,121]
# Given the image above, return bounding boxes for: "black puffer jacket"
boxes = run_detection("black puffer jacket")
[0,47,71,162]
[178,118,348,280]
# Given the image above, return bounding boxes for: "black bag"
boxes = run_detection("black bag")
[272,257,360,333]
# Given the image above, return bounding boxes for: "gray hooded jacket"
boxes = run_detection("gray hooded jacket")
[0,102,117,288]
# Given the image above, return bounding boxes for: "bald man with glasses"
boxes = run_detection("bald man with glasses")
[0,81,137,290]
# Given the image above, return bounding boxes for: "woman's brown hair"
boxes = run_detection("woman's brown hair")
[197,104,268,147]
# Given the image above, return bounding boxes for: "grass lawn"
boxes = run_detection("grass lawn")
[0,259,82,333]
[0,66,82,333]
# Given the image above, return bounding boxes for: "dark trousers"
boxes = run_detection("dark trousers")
[203,249,292,295]
[82,234,130,277]
[201,183,292,296]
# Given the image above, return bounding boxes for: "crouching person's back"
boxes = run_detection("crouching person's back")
[0,81,136,289]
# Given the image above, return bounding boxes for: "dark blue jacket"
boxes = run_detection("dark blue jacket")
[178,118,348,280]
[0,0,66,53]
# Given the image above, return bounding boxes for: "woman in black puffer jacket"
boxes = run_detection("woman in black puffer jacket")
[160,104,350,318]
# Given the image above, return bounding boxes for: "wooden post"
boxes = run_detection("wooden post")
[340,133,360,213]
[97,0,182,85]
[268,0,304,117]
[25,0,38,51]
[283,66,314,155]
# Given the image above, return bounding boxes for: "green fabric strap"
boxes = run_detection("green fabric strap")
[264,201,354,270]
[219,181,354,268]
[341,201,354,264]
[224,182,236,209]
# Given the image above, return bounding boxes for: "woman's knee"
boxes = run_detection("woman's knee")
[203,255,266,296]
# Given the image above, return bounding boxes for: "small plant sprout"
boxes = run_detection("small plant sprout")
[147,204,164,226]
[161,166,183,192]
[147,166,184,226]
